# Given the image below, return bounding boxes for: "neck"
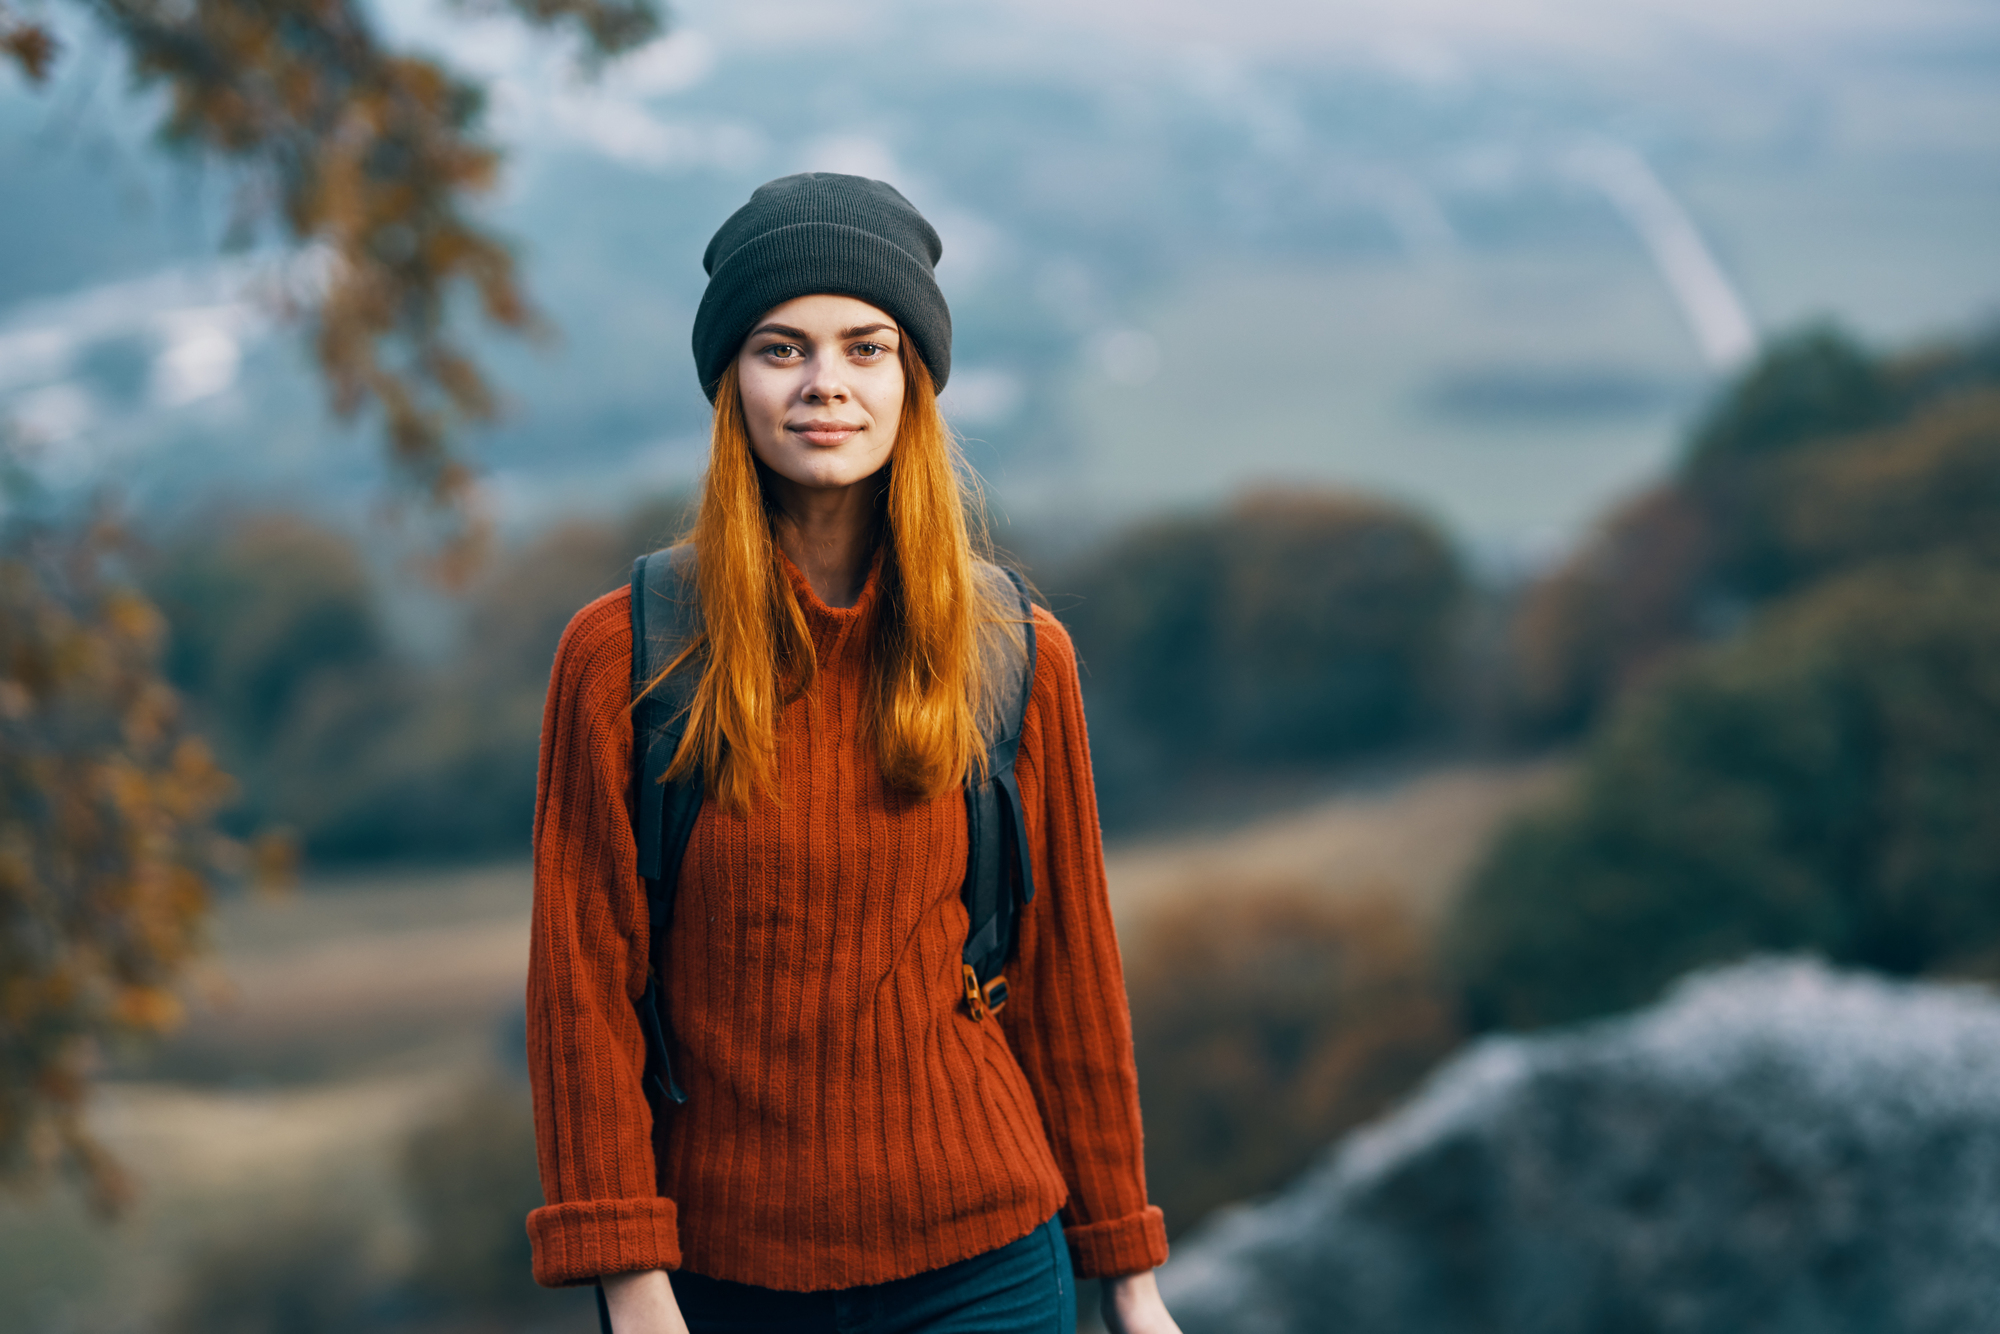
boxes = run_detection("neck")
[765,469,883,609]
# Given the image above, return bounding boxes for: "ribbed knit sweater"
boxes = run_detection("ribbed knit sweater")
[525,556,1168,1292]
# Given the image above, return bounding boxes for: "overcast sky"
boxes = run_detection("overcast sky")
[993,0,1995,53]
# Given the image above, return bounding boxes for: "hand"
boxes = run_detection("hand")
[1102,1269,1183,1334]
[603,1269,689,1334]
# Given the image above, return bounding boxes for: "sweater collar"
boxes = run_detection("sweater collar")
[779,542,885,660]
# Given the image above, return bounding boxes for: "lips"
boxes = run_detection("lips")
[788,421,864,446]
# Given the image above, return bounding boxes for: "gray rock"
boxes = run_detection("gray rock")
[1157,959,2000,1334]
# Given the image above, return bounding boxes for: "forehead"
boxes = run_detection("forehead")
[752,293,898,334]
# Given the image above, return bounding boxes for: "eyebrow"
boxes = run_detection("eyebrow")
[747,322,899,342]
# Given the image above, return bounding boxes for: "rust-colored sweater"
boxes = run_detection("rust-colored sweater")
[525,559,1168,1292]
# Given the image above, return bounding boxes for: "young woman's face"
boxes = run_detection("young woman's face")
[735,293,906,495]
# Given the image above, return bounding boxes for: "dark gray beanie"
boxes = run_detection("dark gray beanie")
[691,173,951,402]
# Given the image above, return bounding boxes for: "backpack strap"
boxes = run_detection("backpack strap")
[959,562,1038,1020]
[629,544,702,1108]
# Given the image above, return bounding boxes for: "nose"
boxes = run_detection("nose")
[801,355,850,405]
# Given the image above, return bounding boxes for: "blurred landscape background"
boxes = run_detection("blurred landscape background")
[2,0,1997,1329]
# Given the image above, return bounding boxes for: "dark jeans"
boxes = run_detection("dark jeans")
[596,1214,1075,1334]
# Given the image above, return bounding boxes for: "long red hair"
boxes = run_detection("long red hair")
[647,344,1014,813]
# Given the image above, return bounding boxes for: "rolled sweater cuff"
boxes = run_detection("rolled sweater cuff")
[528,1196,681,1287]
[1063,1205,1169,1279]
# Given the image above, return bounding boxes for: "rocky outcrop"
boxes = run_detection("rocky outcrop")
[1158,960,2000,1334]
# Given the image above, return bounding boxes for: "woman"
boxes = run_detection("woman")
[526,173,1182,1334]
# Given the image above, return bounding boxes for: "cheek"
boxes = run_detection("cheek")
[872,401,904,449]
[867,376,906,446]
[735,365,791,451]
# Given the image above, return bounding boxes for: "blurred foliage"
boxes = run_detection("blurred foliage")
[1505,485,1711,737]
[1127,886,1459,1236]
[132,487,1455,858]
[1454,554,2000,1029]
[402,1073,570,1320]
[1454,325,2000,1030]
[1730,386,2000,592]
[1682,324,1896,475]
[1507,323,2000,737]
[149,515,390,764]
[8,0,661,520]
[1052,491,1464,828]
[143,512,407,855]
[0,2,57,82]
[142,497,687,862]
[0,495,268,1212]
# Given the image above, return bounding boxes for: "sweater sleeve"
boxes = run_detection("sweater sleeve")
[999,606,1170,1279]
[525,588,681,1286]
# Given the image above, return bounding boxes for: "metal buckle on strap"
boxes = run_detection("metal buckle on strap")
[963,964,1010,1020]
[963,963,988,1020]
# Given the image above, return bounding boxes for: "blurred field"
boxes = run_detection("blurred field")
[1104,757,1569,932]
[152,864,536,1085]
[0,759,1558,1332]
[0,866,537,1334]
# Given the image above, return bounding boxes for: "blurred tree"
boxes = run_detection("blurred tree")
[1506,485,1712,736]
[1055,491,1463,810]
[1681,324,1893,476]
[0,0,663,1207]
[1449,552,2000,1031]
[285,498,687,860]
[131,498,689,863]
[5,0,659,518]
[459,494,692,696]
[142,512,420,857]
[1506,323,2000,738]
[1127,887,1459,1236]
[148,514,390,765]
[0,497,259,1214]
[1760,387,2000,589]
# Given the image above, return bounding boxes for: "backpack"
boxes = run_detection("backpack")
[624,544,1039,1111]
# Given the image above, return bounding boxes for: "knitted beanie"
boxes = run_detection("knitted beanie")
[691,173,952,402]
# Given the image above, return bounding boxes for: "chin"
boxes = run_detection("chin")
[786,454,887,492]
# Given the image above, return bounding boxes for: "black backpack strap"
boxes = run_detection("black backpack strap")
[629,545,703,1108]
[960,563,1038,1020]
